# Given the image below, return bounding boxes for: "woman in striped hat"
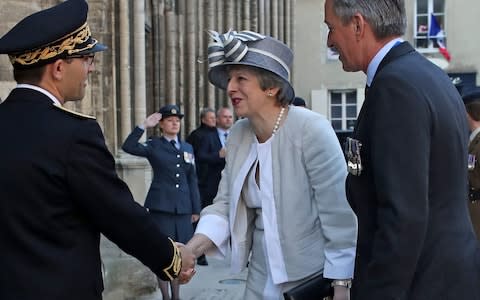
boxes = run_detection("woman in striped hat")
[186,30,357,300]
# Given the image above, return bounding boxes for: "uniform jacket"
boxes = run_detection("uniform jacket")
[197,106,357,281]
[346,42,480,300]
[122,127,201,215]
[0,88,178,300]
[468,132,480,237]
[195,128,225,207]
[469,132,480,188]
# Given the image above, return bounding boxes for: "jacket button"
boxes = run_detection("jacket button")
[176,164,180,167]
[177,154,181,158]
[176,174,180,178]
[175,184,179,188]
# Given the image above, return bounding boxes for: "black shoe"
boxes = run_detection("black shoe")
[197,255,208,266]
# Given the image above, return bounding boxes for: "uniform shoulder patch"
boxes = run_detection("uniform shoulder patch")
[52,103,96,119]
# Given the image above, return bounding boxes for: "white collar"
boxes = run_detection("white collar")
[16,84,62,106]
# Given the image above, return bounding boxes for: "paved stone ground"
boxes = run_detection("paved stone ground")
[137,257,247,300]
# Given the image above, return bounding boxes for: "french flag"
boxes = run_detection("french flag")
[429,13,451,61]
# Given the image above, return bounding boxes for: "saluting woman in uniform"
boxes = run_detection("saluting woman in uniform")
[122,104,201,300]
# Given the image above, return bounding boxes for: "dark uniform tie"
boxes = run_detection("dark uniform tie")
[365,84,370,98]
[170,139,178,150]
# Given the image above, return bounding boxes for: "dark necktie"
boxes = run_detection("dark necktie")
[170,140,178,150]
[365,84,370,98]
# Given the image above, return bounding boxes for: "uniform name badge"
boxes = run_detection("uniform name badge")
[345,137,363,176]
[468,154,476,171]
[183,151,194,164]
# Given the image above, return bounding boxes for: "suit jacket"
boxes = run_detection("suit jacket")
[346,42,480,300]
[122,127,201,214]
[195,128,225,207]
[0,88,179,300]
[197,106,357,282]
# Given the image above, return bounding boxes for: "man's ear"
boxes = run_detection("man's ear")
[49,59,66,81]
[352,13,366,40]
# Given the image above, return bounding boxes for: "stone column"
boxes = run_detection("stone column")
[134,0,147,128]
[119,0,132,140]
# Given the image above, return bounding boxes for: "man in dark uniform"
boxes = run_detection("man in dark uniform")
[0,1,195,300]
[325,0,480,299]
[463,88,480,238]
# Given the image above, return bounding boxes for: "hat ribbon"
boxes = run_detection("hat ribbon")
[207,29,265,69]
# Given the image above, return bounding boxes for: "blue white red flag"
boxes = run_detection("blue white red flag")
[429,13,451,61]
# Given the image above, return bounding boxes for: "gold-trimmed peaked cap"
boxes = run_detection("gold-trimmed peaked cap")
[0,0,107,69]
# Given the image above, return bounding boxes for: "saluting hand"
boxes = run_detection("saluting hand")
[143,112,162,129]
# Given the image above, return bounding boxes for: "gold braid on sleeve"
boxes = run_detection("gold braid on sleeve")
[162,238,182,281]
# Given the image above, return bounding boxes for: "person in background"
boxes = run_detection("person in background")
[324,0,480,299]
[186,107,217,152]
[0,1,195,300]
[186,107,217,266]
[186,29,357,300]
[292,96,307,108]
[192,106,234,267]
[122,104,201,300]
[462,88,480,239]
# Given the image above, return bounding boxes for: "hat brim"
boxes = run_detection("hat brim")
[161,113,184,120]
[208,62,295,102]
[75,41,108,55]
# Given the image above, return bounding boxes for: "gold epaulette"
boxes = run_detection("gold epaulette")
[53,103,96,119]
[163,238,182,281]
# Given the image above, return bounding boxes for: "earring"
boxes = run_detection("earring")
[268,92,273,97]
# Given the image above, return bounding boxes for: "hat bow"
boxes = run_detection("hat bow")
[207,29,265,69]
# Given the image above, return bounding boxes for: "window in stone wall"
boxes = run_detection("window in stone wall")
[329,90,357,131]
[414,0,447,54]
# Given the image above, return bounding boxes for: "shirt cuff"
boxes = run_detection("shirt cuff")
[195,214,230,258]
[323,246,356,279]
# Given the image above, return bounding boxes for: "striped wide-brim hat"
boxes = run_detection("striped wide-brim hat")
[207,29,294,102]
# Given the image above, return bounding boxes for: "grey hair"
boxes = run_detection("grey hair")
[200,107,215,120]
[332,0,406,39]
[226,65,291,106]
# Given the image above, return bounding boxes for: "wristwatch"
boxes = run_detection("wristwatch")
[331,279,352,289]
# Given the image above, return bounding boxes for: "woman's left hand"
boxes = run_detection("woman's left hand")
[191,214,200,223]
[332,286,350,300]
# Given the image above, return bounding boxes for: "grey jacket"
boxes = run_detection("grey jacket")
[197,106,357,282]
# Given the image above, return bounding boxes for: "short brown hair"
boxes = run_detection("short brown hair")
[466,102,480,121]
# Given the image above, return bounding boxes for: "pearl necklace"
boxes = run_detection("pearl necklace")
[271,106,286,137]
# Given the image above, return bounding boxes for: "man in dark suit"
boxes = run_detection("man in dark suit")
[196,107,233,209]
[186,107,217,265]
[0,1,195,300]
[186,107,217,153]
[325,0,480,299]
